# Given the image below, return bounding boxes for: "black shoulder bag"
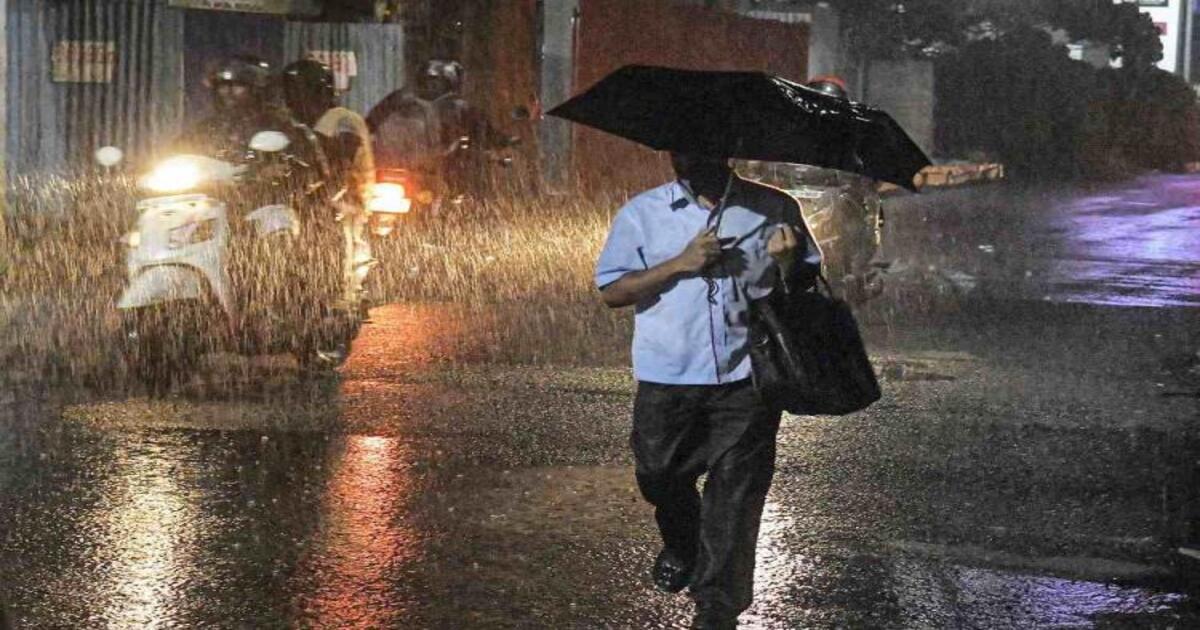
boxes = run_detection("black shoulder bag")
[747,270,881,415]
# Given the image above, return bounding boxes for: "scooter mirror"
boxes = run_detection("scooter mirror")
[248,131,291,153]
[95,146,124,167]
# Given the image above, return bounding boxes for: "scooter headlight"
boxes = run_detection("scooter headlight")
[141,157,204,193]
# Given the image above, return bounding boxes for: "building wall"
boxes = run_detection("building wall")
[574,0,809,192]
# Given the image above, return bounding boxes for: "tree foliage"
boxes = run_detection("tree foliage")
[829,0,1163,69]
[935,22,1199,179]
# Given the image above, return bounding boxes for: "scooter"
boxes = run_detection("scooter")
[100,131,381,392]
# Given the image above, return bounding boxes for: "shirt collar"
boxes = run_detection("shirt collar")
[670,178,742,212]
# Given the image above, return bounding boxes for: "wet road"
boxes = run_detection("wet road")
[886,174,1200,308]
[2,177,1200,628]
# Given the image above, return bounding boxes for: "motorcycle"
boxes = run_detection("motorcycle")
[101,130,379,392]
[372,131,523,222]
[740,161,887,304]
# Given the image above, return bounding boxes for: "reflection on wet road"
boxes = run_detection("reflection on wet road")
[1041,177,1200,307]
[293,436,423,629]
[885,174,1200,308]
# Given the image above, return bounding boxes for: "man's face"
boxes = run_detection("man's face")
[214,82,252,111]
[671,153,732,195]
[417,74,451,100]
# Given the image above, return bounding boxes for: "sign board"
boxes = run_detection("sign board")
[52,41,116,83]
[167,0,320,16]
[307,50,358,92]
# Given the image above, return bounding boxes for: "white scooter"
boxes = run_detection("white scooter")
[101,131,386,392]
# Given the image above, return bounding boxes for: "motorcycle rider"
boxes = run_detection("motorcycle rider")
[367,59,516,201]
[174,55,335,319]
[281,57,376,311]
[176,55,324,178]
[806,74,851,99]
[803,75,885,303]
[282,58,374,198]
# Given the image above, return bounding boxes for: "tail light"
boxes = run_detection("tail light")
[366,182,411,236]
[366,183,412,215]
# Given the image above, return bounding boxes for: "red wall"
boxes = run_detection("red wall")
[574,0,810,192]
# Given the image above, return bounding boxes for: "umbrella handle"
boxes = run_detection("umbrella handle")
[712,137,743,232]
[712,161,738,233]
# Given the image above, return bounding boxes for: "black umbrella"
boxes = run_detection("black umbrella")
[547,65,931,191]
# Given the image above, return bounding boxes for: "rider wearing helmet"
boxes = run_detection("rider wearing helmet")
[282,58,374,200]
[805,74,850,99]
[282,58,376,309]
[177,54,327,192]
[177,55,294,156]
[799,74,884,303]
[367,59,517,199]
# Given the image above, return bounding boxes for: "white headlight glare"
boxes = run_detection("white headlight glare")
[142,157,203,193]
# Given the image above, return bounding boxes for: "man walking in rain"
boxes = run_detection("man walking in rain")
[596,152,821,629]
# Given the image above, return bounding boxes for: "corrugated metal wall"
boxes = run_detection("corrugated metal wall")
[283,22,406,119]
[7,0,184,175]
[6,2,407,180]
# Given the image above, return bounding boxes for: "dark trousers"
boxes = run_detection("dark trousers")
[631,379,782,614]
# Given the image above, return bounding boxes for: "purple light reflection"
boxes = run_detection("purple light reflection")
[950,566,1185,628]
[1042,177,1200,308]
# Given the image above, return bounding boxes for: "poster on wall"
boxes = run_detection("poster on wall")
[52,41,116,83]
[167,0,320,16]
[306,50,358,91]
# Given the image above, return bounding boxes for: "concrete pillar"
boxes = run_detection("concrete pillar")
[0,0,7,243]
[538,0,579,193]
[1182,0,1193,81]
[867,60,935,158]
[807,1,839,79]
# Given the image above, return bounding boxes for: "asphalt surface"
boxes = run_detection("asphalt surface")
[2,176,1199,629]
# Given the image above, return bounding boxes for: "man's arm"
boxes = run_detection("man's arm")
[600,226,723,309]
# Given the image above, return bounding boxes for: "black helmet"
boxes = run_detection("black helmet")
[208,54,272,93]
[282,58,336,112]
[421,59,463,93]
[806,75,849,99]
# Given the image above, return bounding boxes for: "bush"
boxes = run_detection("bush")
[1081,67,1200,175]
[936,27,1096,179]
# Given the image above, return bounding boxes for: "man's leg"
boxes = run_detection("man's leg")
[689,382,782,616]
[631,382,709,578]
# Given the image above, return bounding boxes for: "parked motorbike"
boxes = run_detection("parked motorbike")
[101,130,375,392]
[741,162,887,304]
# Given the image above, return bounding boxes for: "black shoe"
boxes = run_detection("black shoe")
[691,601,738,629]
[652,548,693,593]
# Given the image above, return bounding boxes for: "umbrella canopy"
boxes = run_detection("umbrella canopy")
[547,65,931,191]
